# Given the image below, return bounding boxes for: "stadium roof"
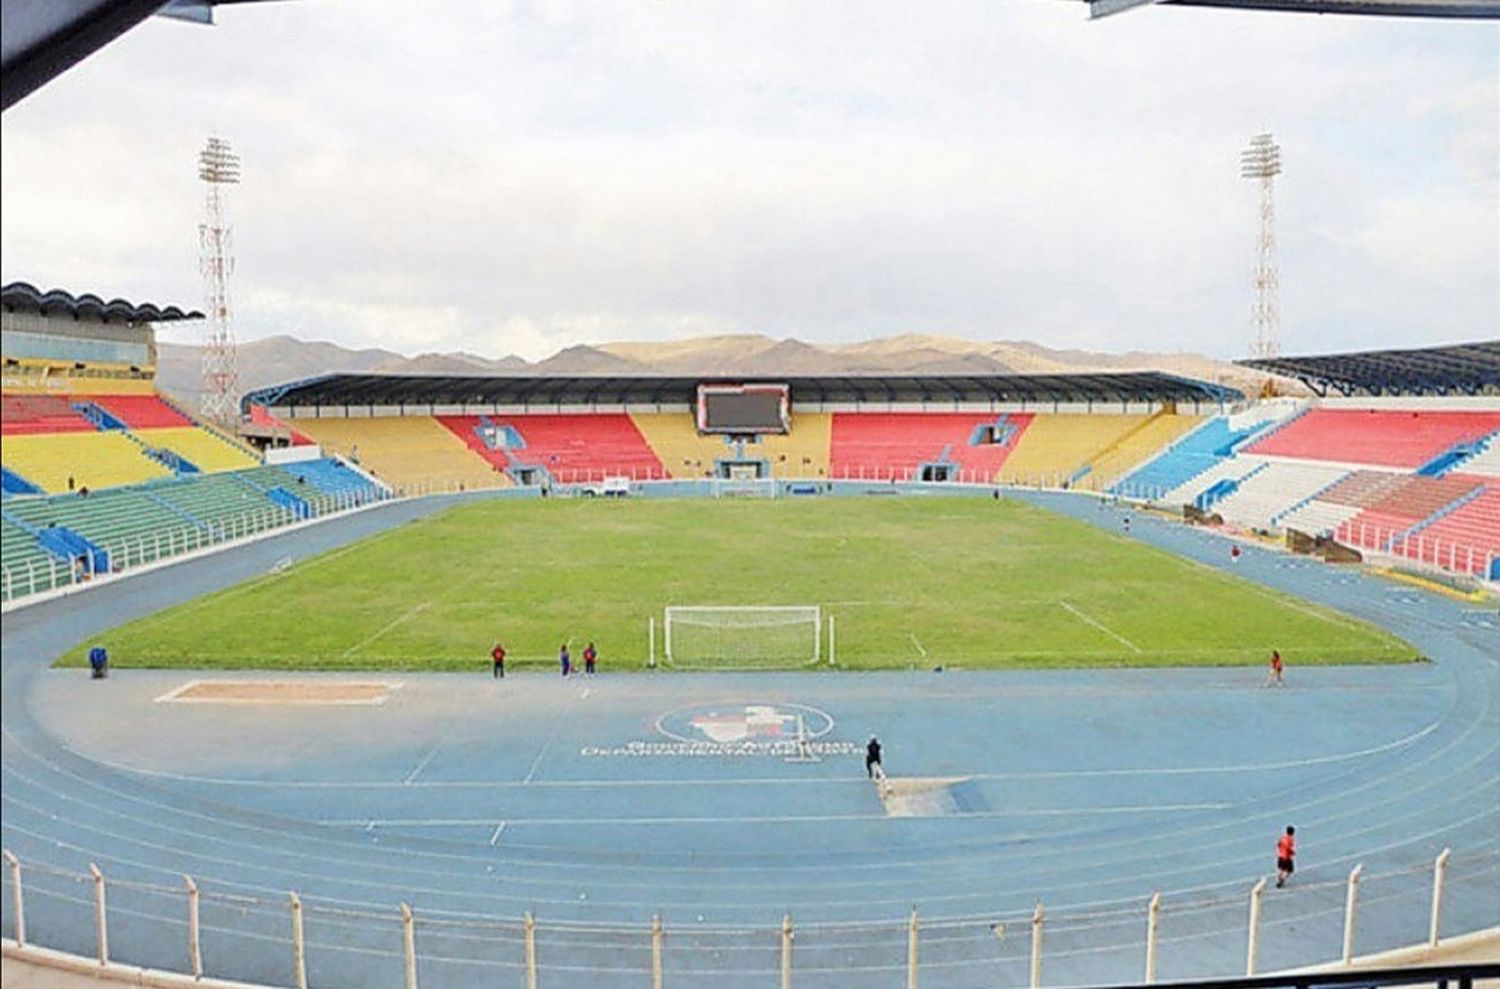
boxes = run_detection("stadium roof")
[245,371,1241,410]
[1238,341,1500,397]
[0,281,204,323]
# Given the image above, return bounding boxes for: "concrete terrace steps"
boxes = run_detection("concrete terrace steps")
[1212,461,1351,530]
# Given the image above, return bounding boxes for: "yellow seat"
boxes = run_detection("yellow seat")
[2,432,170,493]
[1000,415,1151,487]
[135,426,260,474]
[1081,415,1201,491]
[292,416,508,492]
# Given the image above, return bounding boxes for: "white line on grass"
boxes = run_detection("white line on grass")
[908,633,928,658]
[341,601,430,659]
[1059,600,1142,653]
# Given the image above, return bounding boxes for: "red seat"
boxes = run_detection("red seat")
[1246,410,1500,469]
[830,413,1034,479]
[438,414,664,481]
[0,394,93,434]
[91,394,195,429]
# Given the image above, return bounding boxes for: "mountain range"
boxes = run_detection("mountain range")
[156,334,1266,402]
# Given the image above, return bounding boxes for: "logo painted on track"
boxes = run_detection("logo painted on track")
[656,703,834,743]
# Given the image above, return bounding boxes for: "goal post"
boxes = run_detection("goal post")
[663,606,821,669]
[710,476,777,499]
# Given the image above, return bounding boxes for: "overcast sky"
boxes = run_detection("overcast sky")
[1,1,1496,360]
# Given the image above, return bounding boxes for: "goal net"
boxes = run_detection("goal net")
[711,476,777,499]
[664,606,821,668]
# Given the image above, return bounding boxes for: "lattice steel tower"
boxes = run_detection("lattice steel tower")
[198,136,241,424]
[1240,133,1282,360]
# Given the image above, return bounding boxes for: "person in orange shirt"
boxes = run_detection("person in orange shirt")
[1264,650,1285,688]
[1276,826,1296,887]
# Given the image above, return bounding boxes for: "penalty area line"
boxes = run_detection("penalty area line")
[1059,600,1141,653]
[341,601,430,659]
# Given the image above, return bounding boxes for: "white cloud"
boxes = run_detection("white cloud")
[2,0,1496,362]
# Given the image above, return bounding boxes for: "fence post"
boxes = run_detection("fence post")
[829,615,837,667]
[401,903,417,989]
[781,913,793,989]
[89,862,108,965]
[185,874,202,977]
[1030,902,1044,989]
[523,911,537,989]
[1144,892,1161,984]
[1428,846,1452,948]
[290,892,307,989]
[1342,863,1363,964]
[906,908,920,989]
[651,914,663,989]
[3,849,23,947]
[1245,878,1266,976]
[648,616,657,668]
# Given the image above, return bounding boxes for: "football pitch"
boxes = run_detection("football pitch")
[62,495,1419,671]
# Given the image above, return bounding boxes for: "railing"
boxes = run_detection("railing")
[0,485,395,605]
[1337,520,1497,582]
[0,847,1491,988]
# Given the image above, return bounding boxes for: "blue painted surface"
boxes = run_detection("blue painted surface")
[266,485,313,519]
[144,445,201,475]
[281,457,381,499]
[34,523,108,573]
[1,465,42,496]
[0,489,1495,988]
[1112,417,1271,499]
[70,401,128,432]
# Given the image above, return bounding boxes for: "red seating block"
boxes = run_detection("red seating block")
[830,413,1034,479]
[438,414,664,481]
[0,394,93,434]
[92,394,195,429]
[1246,410,1500,469]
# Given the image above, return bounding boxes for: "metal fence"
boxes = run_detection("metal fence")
[2,847,1490,989]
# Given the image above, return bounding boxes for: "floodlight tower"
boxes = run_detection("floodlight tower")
[198,136,241,424]
[1240,133,1281,360]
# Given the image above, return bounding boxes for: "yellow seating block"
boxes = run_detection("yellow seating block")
[631,413,832,479]
[1081,415,1202,491]
[2,432,170,493]
[998,415,1150,486]
[292,416,508,492]
[136,427,260,474]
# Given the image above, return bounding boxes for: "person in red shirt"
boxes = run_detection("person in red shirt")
[1264,650,1285,688]
[1276,826,1296,887]
[1231,544,1242,564]
[490,642,506,679]
[583,642,598,676]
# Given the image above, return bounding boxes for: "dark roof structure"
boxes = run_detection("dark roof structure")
[1084,0,1498,17]
[244,371,1240,411]
[1238,341,1500,397]
[1,281,203,323]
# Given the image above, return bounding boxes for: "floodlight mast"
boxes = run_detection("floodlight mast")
[198,136,241,425]
[1240,133,1282,361]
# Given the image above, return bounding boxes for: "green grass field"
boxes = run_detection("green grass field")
[61,497,1419,671]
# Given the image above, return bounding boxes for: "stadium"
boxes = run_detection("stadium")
[2,276,1498,987]
[3,2,1499,989]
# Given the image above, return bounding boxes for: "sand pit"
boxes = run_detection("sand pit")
[156,680,401,705]
[877,776,983,817]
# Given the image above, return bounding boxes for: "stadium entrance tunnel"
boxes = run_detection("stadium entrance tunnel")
[878,776,986,817]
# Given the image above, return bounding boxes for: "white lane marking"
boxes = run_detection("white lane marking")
[908,634,928,658]
[340,601,430,659]
[402,741,444,785]
[523,718,565,785]
[489,822,507,847]
[1059,600,1142,653]
[79,716,1445,790]
[320,802,1234,828]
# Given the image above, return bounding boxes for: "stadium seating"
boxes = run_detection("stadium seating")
[829,413,1035,481]
[1212,461,1350,530]
[1453,435,1500,478]
[1076,414,1200,491]
[1111,415,1279,500]
[1388,486,1499,575]
[1334,474,1484,549]
[90,394,195,429]
[1243,409,1500,469]
[1,431,171,493]
[291,415,508,491]
[997,415,1148,486]
[1,394,93,434]
[631,413,835,479]
[135,426,261,474]
[1158,457,1266,508]
[438,414,664,481]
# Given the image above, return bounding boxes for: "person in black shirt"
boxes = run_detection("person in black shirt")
[865,736,883,778]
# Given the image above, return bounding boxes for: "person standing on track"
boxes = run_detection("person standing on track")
[490,641,506,679]
[865,736,883,778]
[1276,826,1296,887]
[559,643,571,677]
[1264,650,1285,688]
[583,642,597,675]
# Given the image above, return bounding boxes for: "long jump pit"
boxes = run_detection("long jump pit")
[155,679,402,706]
